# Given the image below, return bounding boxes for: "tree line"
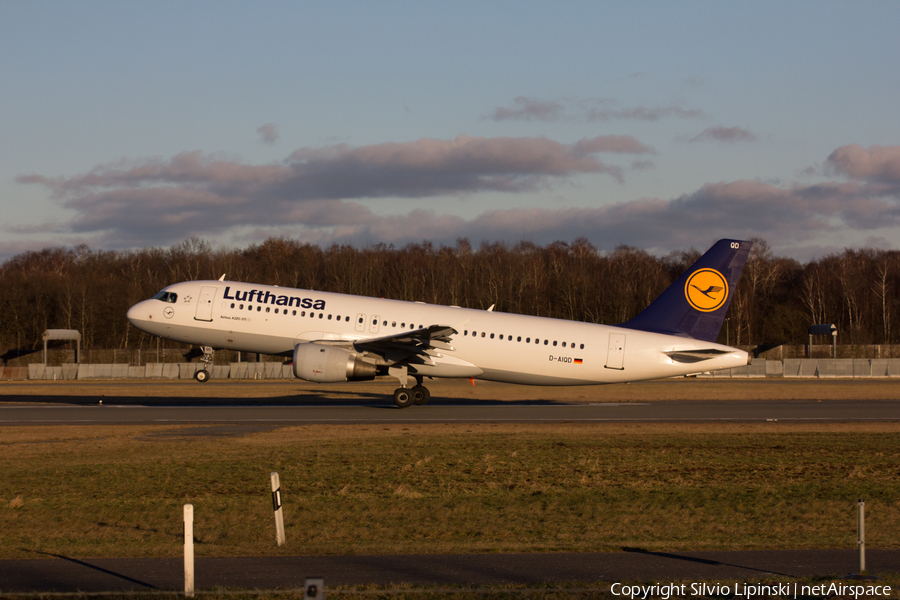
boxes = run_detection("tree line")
[2,237,899,355]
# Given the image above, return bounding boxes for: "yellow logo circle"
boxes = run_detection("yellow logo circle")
[685,269,729,312]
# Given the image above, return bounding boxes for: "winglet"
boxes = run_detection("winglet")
[619,239,751,343]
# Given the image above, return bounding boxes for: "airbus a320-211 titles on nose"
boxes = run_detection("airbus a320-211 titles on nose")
[127,239,752,408]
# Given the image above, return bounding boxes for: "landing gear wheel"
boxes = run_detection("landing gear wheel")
[393,387,414,408]
[412,385,430,405]
[194,369,210,383]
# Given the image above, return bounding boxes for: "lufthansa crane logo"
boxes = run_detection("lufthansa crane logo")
[685,268,729,312]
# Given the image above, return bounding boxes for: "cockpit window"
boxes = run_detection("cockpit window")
[152,291,178,303]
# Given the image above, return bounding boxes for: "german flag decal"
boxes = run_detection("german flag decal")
[574,358,583,364]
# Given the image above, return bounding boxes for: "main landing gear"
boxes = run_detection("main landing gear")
[389,365,431,408]
[194,346,214,383]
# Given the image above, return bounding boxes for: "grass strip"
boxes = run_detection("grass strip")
[1,423,899,559]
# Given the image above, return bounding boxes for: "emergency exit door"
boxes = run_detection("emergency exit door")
[605,333,625,370]
[194,286,217,321]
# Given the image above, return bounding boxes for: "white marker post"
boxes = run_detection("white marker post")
[184,504,195,597]
[271,472,286,546]
[858,499,866,573]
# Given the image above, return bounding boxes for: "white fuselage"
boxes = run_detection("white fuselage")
[126,280,749,385]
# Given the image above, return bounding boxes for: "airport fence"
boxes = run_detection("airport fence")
[698,358,900,378]
[19,362,294,381]
[7,358,900,381]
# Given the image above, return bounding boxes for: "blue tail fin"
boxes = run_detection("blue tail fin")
[620,239,751,343]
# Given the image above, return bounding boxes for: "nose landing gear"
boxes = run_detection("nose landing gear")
[194,346,214,382]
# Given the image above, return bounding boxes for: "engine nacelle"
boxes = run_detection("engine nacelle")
[292,343,377,383]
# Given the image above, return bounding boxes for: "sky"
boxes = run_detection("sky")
[2,1,900,263]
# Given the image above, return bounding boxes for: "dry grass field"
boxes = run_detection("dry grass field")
[1,378,899,564]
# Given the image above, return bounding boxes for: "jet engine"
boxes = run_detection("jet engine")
[293,343,378,383]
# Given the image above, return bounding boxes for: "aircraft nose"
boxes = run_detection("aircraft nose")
[126,300,152,326]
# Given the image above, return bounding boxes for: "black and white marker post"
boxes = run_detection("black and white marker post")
[271,472,286,546]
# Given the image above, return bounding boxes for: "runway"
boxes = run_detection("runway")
[1,397,899,425]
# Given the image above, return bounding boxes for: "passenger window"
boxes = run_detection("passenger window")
[481,332,485,338]
[526,338,531,343]
[499,334,503,340]
[266,307,270,313]
[230,303,235,309]
[490,333,494,339]
[328,314,332,320]
[257,306,262,312]
[580,344,584,349]
[292,310,297,316]
[517,336,522,342]
[239,304,244,309]
[319,313,323,319]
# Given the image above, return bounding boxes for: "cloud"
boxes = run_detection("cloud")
[13,140,900,259]
[825,144,900,183]
[309,175,900,255]
[16,134,652,247]
[487,97,705,122]
[683,126,759,144]
[571,135,655,155]
[586,106,705,122]
[257,123,279,144]
[488,97,565,122]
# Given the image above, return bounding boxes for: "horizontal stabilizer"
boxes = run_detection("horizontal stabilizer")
[664,349,732,364]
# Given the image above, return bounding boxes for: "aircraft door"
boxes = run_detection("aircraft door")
[355,313,366,333]
[195,286,217,322]
[605,333,625,370]
[369,315,381,334]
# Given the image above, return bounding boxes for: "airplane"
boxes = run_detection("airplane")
[126,239,752,407]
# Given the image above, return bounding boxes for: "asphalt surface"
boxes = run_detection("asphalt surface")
[1,398,899,425]
[2,550,898,593]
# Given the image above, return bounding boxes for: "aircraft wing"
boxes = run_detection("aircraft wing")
[352,325,457,362]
